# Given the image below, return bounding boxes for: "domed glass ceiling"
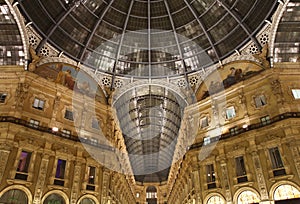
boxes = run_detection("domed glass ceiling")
[18,0,277,78]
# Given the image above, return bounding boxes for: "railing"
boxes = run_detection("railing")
[190,112,300,150]
[0,116,114,152]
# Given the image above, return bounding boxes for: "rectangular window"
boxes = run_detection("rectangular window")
[206,164,216,189]
[230,127,239,135]
[200,117,209,128]
[269,147,286,177]
[32,98,45,110]
[64,109,74,121]
[255,95,267,108]
[90,138,98,145]
[92,118,100,129]
[235,156,247,177]
[61,129,71,138]
[226,106,236,119]
[206,164,216,183]
[292,89,300,99]
[261,115,271,126]
[0,93,7,103]
[55,159,66,179]
[88,166,96,184]
[17,151,31,173]
[269,147,284,169]
[29,119,40,128]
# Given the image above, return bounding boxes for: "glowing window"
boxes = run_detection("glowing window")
[0,189,28,204]
[17,151,32,173]
[207,195,225,204]
[237,190,260,204]
[292,89,300,99]
[274,184,300,200]
[61,129,71,138]
[29,119,40,128]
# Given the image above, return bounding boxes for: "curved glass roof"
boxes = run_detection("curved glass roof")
[16,0,279,183]
[18,0,277,78]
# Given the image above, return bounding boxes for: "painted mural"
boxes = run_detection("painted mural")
[196,61,266,101]
[34,62,106,103]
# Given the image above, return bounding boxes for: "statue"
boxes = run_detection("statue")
[253,43,270,68]
[104,86,115,105]
[28,46,42,72]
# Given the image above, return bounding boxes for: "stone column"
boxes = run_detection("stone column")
[33,153,50,204]
[251,151,269,201]
[0,149,10,183]
[220,159,232,204]
[291,146,300,179]
[101,168,110,204]
[70,160,83,204]
[191,166,202,204]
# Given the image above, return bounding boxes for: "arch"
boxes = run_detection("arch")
[77,194,99,204]
[146,186,157,204]
[233,187,261,204]
[5,0,30,62]
[42,190,69,204]
[112,80,192,106]
[0,185,33,204]
[270,181,300,201]
[203,193,226,204]
[268,0,290,59]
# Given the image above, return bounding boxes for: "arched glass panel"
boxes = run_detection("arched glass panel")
[43,193,65,204]
[237,190,260,204]
[207,195,225,204]
[274,184,300,200]
[0,189,28,204]
[79,198,96,204]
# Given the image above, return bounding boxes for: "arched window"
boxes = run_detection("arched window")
[79,198,96,204]
[274,184,300,200]
[207,195,225,204]
[237,190,260,204]
[146,186,157,204]
[0,189,28,204]
[43,193,65,204]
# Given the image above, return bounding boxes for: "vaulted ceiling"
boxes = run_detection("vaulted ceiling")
[17,0,278,183]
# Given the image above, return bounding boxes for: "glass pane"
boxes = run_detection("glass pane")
[43,194,66,204]
[0,189,28,204]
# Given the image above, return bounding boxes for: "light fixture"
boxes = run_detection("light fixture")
[242,124,248,129]
[52,127,59,132]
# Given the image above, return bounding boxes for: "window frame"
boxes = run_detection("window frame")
[64,109,74,121]
[292,89,300,99]
[16,150,32,173]
[61,129,71,138]
[55,159,67,179]
[225,106,236,120]
[200,116,209,129]
[0,93,7,103]
[260,115,271,126]
[92,118,100,129]
[29,119,40,128]
[269,147,284,170]
[32,98,45,110]
[254,94,267,108]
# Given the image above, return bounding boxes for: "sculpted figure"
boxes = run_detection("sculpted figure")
[28,46,41,72]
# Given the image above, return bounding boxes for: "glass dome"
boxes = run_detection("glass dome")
[18,0,277,78]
